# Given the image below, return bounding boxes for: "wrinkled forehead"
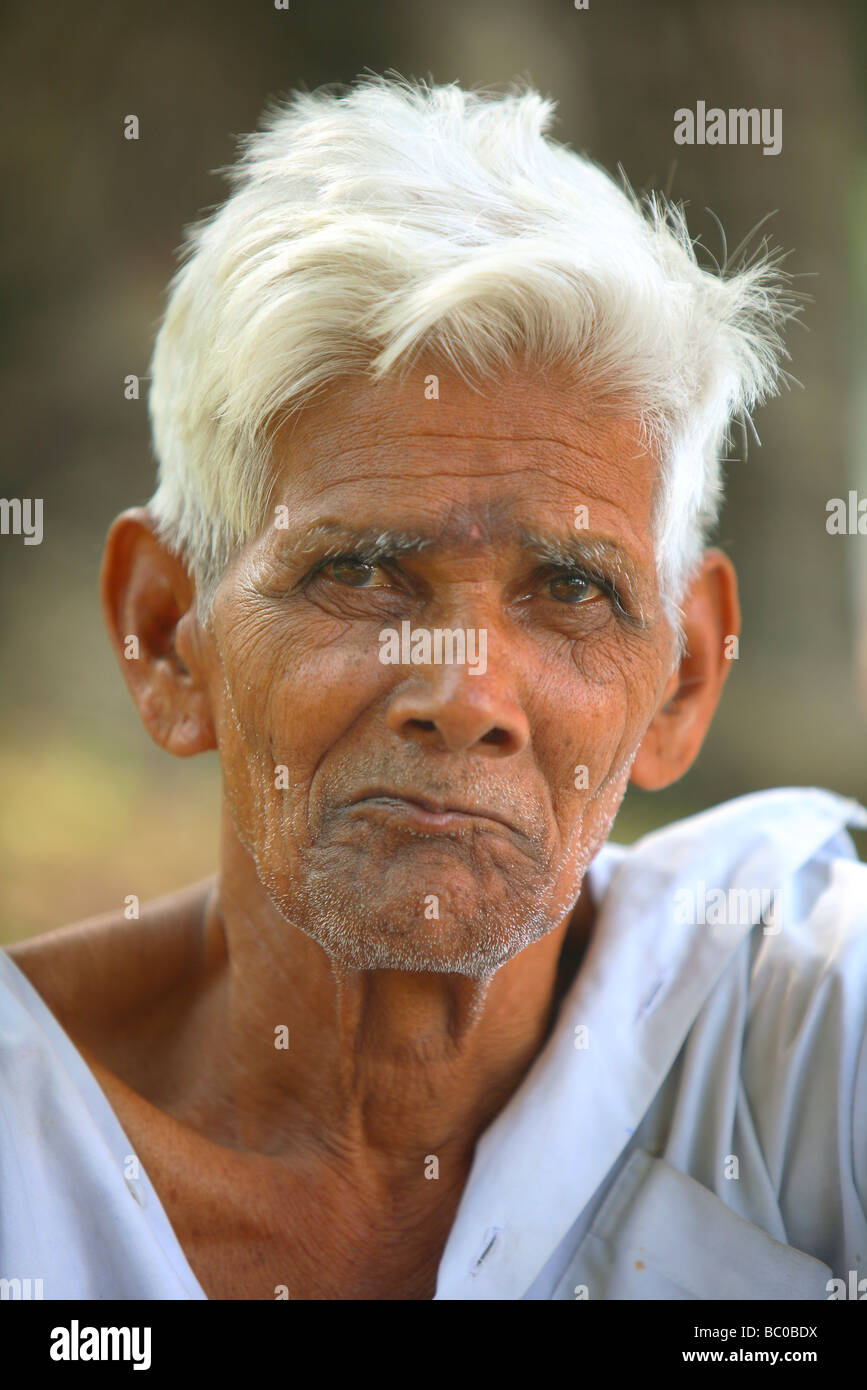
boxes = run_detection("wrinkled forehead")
[264,362,661,546]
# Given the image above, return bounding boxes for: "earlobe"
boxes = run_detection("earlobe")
[100,508,217,757]
[630,549,740,791]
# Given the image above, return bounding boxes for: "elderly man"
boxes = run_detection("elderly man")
[2,75,865,1303]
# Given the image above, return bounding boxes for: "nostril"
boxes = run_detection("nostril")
[481,727,510,746]
[407,718,437,732]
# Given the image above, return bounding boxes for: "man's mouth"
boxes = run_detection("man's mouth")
[346,787,519,835]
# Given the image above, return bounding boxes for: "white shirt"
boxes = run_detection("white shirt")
[1,786,865,1300]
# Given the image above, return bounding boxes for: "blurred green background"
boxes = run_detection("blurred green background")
[1,0,865,942]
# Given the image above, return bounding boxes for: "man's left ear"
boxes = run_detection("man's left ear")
[630,548,740,791]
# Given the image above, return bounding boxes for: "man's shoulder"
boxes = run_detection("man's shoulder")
[638,789,867,1060]
[628,785,867,869]
[624,785,865,907]
[605,784,867,985]
[4,879,215,1050]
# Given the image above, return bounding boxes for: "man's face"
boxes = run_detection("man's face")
[203,364,676,977]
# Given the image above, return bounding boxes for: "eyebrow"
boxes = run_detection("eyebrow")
[287,521,436,564]
[276,520,649,626]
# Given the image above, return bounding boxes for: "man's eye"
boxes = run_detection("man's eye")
[320,556,391,588]
[546,572,604,604]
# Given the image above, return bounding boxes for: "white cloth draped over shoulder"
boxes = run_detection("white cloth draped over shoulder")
[1,786,865,1300]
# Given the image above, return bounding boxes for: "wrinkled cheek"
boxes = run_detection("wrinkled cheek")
[539,645,653,917]
[569,631,661,775]
[547,756,630,906]
[540,655,634,807]
[569,626,651,688]
[544,754,635,923]
[214,681,308,872]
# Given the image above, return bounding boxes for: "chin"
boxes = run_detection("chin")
[267,864,562,977]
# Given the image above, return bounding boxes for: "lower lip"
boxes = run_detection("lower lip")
[348,797,508,834]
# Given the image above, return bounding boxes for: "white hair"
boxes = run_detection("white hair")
[147,73,798,630]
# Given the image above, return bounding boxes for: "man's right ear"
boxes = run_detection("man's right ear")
[100,508,217,757]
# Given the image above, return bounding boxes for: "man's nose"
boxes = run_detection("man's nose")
[385,654,531,757]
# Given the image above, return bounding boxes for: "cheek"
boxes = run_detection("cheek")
[537,631,662,786]
[530,647,652,923]
[210,605,392,835]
